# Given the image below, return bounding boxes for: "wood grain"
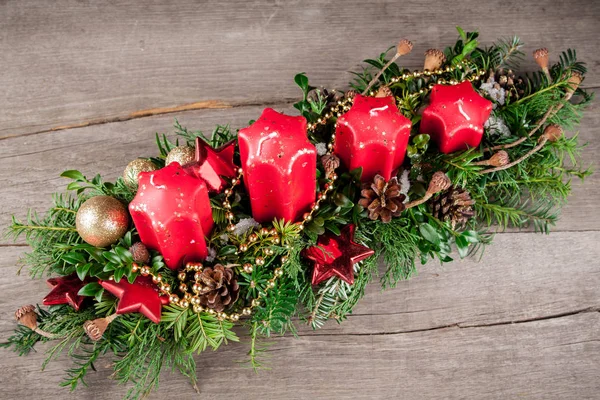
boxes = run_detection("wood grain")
[1,1,599,399]
[1,0,599,137]
[1,231,599,399]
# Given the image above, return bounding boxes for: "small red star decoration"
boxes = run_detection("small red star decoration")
[419,81,493,153]
[303,224,374,285]
[100,276,169,323]
[43,273,88,311]
[185,137,237,192]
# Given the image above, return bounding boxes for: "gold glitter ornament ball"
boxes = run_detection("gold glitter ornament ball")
[123,158,158,188]
[76,196,130,247]
[165,145,195,167]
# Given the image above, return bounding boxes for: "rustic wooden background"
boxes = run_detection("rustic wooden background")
[1,1,599,399]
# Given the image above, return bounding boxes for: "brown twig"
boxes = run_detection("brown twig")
[362,39,413,95]
[480,137,547,174]
[484,106,555,152]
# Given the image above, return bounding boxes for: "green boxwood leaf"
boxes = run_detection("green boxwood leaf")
[419,223,440,246]
[78,282,103,297]
[60,170,85,181]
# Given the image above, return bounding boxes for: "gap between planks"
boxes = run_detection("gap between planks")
[0,97,296,141]
[1,85,598,141]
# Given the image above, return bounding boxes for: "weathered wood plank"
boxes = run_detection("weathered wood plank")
[1,0,599,137]
[1,232,599,398]
[0,310,597,399]
[1,95,598,241]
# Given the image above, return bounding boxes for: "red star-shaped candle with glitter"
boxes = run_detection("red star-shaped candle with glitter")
[129,163,214,270]
[334,94,411,183]
[100,276,169,323]
[303,224,374,285]
[184,137,237,192]
[238,108,316,224]
[419,81,493,153]
[43,273,88,311]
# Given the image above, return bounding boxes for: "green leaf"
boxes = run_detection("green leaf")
[60,170,85,181]
[63,251,87,265]
[294,73,309,95]
[76,263,92,281]
[333,193,353,208]
[114,246,133,263]
[102,251,122,265]
[78,282,103,297]
[456,26,467,41]
[66,182,82,191]
[461,230,481,244]
[419,223,440,246]
[455,235,469,258]
[219,245,238,256]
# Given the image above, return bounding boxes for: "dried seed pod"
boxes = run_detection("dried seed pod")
[321,154,341,174]
[375,86,393,98]
[83,314,119,342]
[566,71,583,98]
[423,49,446,71]
[129,242,151,264]
[426,171,451,195]
[533,48,549,70]
[542,124,563,142]
[15,305,38,330]
[488,150,510,167]
[397,39,414,56]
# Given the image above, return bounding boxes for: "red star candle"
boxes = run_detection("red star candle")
[238,108,316,224]
[129,163,214,270]
[420,81,493,153]
[184,137,237,192]
[334,94,411,182]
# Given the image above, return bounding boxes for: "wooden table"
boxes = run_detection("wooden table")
[1,1,599,399]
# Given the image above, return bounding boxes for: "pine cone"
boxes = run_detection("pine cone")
[129,242,151,264]
[197,264,239,312]
[430,187,475,229]
[358,174,406,223]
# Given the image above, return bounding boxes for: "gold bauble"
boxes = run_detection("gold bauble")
[76,196,130,247]
[123,158,158,188]
[165,146,195,167]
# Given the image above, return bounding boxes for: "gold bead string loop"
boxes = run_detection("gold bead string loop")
[307,96,354,133]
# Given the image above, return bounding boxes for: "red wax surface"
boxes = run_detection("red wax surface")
[238,108,316,224]
[420,81,493,154]
[184,137,237,192]
[334,94,411,182]
[129,163,214,270]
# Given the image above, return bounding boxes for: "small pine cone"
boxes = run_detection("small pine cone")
[15,305,38,330]
[423,49,446,71]
[488,150,510,167]
[129,242,151,264]
[542,124,563,142]
[533,48,549,71]
[397,39,413,56]
[321,154,340,175]
[430,187,475,229]
[426,171,451,195]
[375,86,393,98]
[197,264,240,312]
[358,174,406,223]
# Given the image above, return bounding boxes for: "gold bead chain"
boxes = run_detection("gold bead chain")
[126,155,338,322]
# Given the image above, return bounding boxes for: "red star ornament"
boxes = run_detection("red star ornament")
[303,224,374,285]
[334,94,412,183]
[129,163,214,270]
[185,137,237,192]
[100,276,169,323]
[419,81,493,154]
[43,273,88,311]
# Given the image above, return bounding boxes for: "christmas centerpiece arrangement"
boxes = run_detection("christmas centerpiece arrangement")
[3,28,592,398]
